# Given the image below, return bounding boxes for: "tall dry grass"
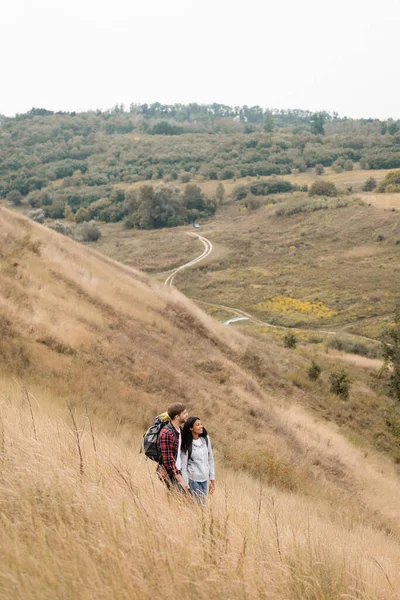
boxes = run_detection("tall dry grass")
[1,380,400,600]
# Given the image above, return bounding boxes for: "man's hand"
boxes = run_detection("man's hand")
[176,474,189,492]
[209,480,216,495]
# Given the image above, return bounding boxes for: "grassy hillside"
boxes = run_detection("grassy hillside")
[2,380,400,600]
[1,208,400,597]
[88,189,400,339]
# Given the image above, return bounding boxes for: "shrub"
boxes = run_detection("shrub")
[276,197,349,217]
[308,180,338,197]
[48,221,73,237]
[329,371,351,400]
[315,164,324,175]
[7,190,23,205]
[343,160,353,171]
[77,220,101,242]
[362,177,377,191]
[149,121,184,135]
[326,337,382,358]
[284,333,297,349]
[241,193,261,212]
[75,207,90,223]
[378,170,400,192]
[308,361,321,380]
[27,208,45,223]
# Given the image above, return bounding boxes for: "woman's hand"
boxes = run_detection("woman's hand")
[209,480,216,495]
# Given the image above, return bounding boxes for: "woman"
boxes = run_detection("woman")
[181,417,215,503]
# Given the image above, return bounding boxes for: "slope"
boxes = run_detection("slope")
[1,206,400,598]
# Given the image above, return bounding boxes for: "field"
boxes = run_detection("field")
[2,205,400,597]
[2,205,400,598]
[88,169,400,340]
[116,165,398,196]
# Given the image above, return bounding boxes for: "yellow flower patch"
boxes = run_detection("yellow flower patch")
[256,296,337,319]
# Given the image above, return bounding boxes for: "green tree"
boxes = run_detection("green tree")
[216,182,225,204]
[263,111,274,133]
[183,184,206,211]
[7,190,23,206]
[47,200,65,219]
[310,113,325,135]
[64,204,74,220]
[315,164,324,175]
[75,206,90,223]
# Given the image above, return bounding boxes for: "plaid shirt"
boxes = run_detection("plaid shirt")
[156,423,180,480]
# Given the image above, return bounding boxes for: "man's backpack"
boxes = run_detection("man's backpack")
[142,412,170,462]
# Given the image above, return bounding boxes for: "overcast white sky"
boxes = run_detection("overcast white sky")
[2,0,400,119]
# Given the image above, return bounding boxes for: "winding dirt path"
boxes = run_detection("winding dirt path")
[164,232,213,288]
[165,232,382,346]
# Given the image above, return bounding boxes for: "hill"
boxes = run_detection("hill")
[1,207,400,598]
[2,105,400,229]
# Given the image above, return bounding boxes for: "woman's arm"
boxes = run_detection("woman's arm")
[208,437,216,494]
[207,437,215,481]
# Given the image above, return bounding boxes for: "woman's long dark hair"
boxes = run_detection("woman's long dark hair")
[181,416,208,455]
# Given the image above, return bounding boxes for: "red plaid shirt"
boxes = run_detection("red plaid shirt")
[156,423,180,480]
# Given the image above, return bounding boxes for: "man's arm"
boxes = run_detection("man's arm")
[159,428,177,477]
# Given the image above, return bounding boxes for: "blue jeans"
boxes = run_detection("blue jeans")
[189,479,208,504]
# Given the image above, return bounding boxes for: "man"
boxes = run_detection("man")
[157,402,189,493]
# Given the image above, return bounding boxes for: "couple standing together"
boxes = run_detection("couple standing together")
[156,403,215,502]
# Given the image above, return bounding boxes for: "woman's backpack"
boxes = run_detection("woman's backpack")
[142,412,170,462]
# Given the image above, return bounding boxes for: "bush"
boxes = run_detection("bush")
[7,190,23,205]
[343,160,353,171]
[326,337,382,358]
[308,180,338,197]
[329,371,351,400]
[284,333,297,348]
[27,208,45,224]
[77,220,101,242]
[308,361,321,380]
[362,177,377,192]
[377,170,400,192]
[149,121,184,135]
[315,164,324,175]
[241,193,261,212]
[75,207,90,223]
[48,221,73,237]
[276,197,349,217]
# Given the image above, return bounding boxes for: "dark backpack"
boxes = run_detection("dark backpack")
[142,412,170,463]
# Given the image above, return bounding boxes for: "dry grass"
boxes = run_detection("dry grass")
[175,202,400,339]
[2,207,400,596]
[1,380,400,600]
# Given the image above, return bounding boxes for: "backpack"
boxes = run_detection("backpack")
[142,412,170,463]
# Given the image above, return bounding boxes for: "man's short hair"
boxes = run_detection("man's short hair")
[167,402,187,420]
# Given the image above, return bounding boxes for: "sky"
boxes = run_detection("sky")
[2,0,400,119]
